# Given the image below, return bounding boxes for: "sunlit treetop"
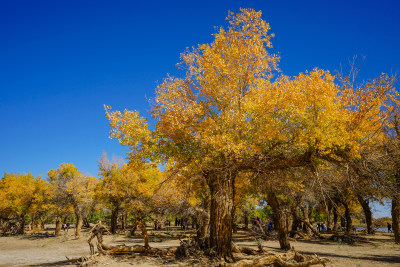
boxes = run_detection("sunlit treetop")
[106,8,397,173]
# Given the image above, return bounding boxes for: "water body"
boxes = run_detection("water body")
[313,226,390,232]
[355,227,389,232]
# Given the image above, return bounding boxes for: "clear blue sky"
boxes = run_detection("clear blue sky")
[0,1,399,217]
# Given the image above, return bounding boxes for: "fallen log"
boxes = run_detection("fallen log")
[298,219,324,239]
[100,243,177,256]
[231,242,260,255]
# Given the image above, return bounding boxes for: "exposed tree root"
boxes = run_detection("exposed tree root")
[68,224,331,266]
[226,247,330,267]
[175,235,204,259]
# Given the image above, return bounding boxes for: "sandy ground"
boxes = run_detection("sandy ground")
[0,226,399,266]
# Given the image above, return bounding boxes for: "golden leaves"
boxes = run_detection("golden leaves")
[105,8,397,175]
[0,173,51,216]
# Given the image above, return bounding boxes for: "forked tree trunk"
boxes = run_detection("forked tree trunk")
[206,170,236,261]
[75,213,83,237]
[356,194,373,234]
[392,171,400,244]
[268,192,291,250]
[55,217,62,235]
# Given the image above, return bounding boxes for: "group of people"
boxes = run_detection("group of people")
[252,217,274,232]
[316,222,327,232]
[175,218,189,230]
[61,222,70,231]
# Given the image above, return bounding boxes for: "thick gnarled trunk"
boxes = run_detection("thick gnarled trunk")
[206,170,236,261]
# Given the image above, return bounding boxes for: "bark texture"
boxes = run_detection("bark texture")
[206,169,236,260]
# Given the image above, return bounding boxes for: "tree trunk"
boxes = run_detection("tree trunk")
[191,216,197,229]
[83,217,90,228]
[40,217,46,230]
[344,203,352,235]
[75,213,83,237]
[268,192,291,250]
[111,201,119,234]
[290,209,301,237]
[137,221,149,248]
[55,217,62,235]
[356,194,373,234]
[244,211,249,230]
[121,212,127,231]
[17,214,25,235]
[206,170,236,261]
[327,202,334,231]
[232,206,238,233]
[130,219,137,236]
[392,171,400,244]
[196,201,210,247]
[333,207,339,232]
[301,204,311,235]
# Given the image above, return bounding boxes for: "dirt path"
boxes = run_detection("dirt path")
[0,227,399,266]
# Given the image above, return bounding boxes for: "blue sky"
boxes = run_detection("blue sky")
[0,1,399,217]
